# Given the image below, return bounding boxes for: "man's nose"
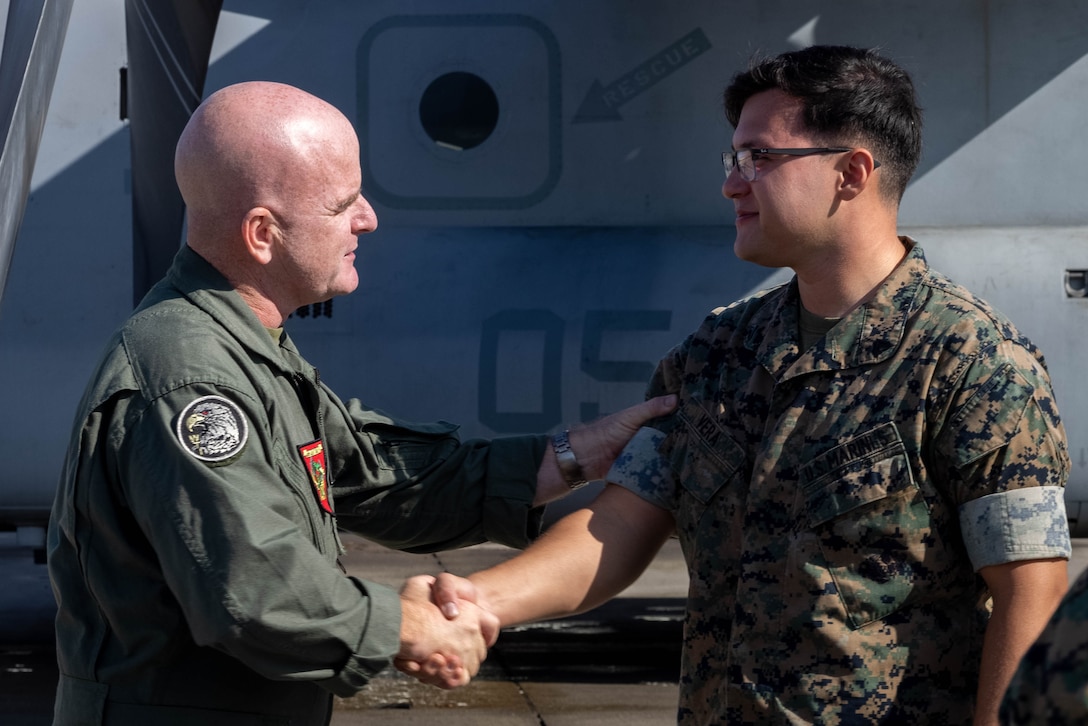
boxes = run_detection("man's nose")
[354,196,378,234]
[722,168,748,199]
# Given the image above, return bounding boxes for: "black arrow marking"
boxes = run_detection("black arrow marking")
[573,28,712,123]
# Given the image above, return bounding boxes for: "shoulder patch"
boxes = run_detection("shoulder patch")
[176,395,249,462]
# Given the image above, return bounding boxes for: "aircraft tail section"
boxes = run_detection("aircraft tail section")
[125,0,222,306]
[0,0,73,310]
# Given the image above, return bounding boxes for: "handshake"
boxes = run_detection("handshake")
[390,393,679,689]
[395,572,496,688]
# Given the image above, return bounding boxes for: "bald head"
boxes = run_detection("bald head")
[174,82,375,326]
[175,81,358,256]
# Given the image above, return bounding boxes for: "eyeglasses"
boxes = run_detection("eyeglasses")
[722,147,879,181]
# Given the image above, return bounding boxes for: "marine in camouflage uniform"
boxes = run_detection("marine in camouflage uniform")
[608,239,1071,723]
[430,44,1072,725]
[1000,568,1088,723]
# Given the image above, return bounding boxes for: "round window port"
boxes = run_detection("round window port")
[419,71,499,151]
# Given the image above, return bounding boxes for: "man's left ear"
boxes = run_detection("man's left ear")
[242,206,279,265]
[839,149,879,200]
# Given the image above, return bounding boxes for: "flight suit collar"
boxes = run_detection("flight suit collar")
[164,245,313,377]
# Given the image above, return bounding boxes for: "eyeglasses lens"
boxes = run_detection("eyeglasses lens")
[723,150,754,181]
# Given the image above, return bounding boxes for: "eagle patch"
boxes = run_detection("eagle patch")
[176,395,249,462]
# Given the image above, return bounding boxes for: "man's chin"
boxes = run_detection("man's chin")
[733,243,781,270]
[733,238,759,264]
[333,273,360,298]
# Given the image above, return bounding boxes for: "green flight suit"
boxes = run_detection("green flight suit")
[48,246,546,725]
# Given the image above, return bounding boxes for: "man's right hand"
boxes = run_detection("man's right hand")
[396,575,499,688]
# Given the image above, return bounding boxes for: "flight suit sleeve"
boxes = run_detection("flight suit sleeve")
[118,383,401,696]
[328,397,549,552]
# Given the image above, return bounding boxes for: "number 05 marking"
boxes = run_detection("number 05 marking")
[479,309,671,432]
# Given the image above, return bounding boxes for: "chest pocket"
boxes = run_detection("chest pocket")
[801,422,931,629]
[668,399,745,502]
[664,399,747,566]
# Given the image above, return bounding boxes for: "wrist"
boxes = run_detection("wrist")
[396,597,424,658]
[550,430,589,489]
[468,573,511,629]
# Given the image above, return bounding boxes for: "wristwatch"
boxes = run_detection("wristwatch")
[551,430,589,490]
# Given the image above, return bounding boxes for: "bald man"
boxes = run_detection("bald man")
[46,81,674,725]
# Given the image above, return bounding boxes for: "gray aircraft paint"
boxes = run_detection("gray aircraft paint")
[2,0,1087,546]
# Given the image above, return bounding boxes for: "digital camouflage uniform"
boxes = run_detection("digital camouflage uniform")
[609,240,1070,725]
[1000,567,1088,724]
[48,246,547,725]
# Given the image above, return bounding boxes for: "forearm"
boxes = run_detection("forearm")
[470,508,606,624]
[975,559,1068,725]
[473,485,674,626]
[976,605,1031,725]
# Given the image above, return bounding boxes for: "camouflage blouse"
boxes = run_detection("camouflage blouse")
[609,241,1071,725]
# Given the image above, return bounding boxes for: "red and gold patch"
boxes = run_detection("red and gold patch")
[297,439,333,514]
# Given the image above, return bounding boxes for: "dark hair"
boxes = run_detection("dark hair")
[724,45,922,202]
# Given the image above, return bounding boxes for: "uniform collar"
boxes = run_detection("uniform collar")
[753,237,927,379]
[157,245,316,377]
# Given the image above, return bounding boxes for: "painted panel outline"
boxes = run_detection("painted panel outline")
[356,14,562,210]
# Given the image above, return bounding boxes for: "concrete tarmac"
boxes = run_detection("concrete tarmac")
[5,536,1088,725]
[327,535,687,725]
[0,533,688,725]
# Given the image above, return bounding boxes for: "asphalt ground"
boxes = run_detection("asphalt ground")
[4,537,1088,725]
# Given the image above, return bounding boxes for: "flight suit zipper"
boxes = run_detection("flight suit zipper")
[293,368,347,559]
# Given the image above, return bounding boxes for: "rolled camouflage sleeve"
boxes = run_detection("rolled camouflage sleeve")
[606,426,676,510]
[960,487,1070,569]
[938,341,1071,570]
[605,341,693,510]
